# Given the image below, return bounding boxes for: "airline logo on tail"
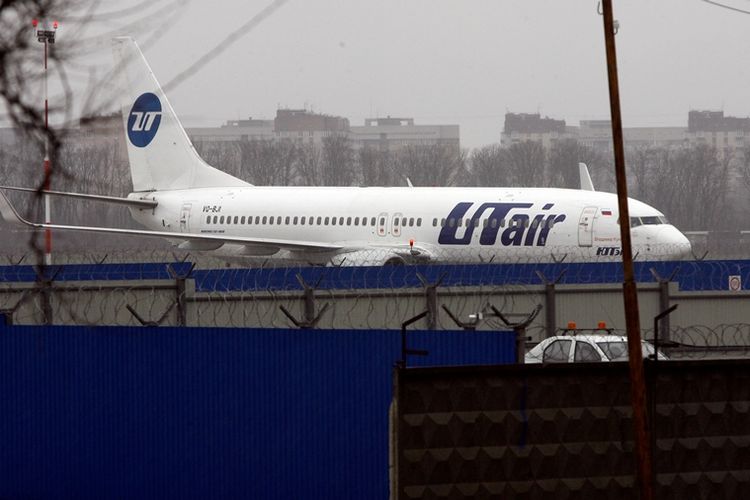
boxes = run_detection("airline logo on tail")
[127,92,162,147]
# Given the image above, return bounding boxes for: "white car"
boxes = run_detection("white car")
[525,335,668,363]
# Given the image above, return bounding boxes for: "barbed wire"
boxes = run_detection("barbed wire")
[1,249,750,361]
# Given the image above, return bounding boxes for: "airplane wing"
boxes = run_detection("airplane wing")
[579,163,595,191]
[0,190,341,253]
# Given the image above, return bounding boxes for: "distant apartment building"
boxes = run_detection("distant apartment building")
[687,110,750,155]
[186,110,460,152]
[502,110,750,155]
[57,113,129,162]
[500,113,571,149]
[575,120,686,151]
[188,117,275,142]
[187,109,347,146]
[349,117,459,152]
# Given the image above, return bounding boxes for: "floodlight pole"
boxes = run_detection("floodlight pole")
[33,19,58,265]
[600,2,653,499]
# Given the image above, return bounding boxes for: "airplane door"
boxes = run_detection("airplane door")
[180,203,192,233]
[377,212,388,237]
[578,206,597,246]
[391,212,403,237]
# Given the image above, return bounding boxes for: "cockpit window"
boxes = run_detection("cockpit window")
[631,215,667,227]
[641,216,661,225]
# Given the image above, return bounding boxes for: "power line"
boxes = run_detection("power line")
[163,0,290,92]
[701,0,750,15]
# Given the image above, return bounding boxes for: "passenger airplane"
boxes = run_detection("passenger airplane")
[0,38,691,266]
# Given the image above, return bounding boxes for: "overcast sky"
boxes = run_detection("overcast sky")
[50,0,750,148]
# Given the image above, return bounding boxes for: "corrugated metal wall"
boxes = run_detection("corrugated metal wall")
[2,259,750,291]
[393,361,750,499]
[0,325,514,500]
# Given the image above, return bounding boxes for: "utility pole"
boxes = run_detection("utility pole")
[32,18,58,266]
[599,2,653,499]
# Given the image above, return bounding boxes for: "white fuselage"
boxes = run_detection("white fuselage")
[129,186,692,265]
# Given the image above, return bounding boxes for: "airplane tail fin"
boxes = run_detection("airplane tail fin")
[111,37,250,192]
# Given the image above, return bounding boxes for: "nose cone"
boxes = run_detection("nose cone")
[660,225,692,259]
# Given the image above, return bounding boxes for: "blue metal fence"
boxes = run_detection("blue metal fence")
[0,259,746,292]
[0,325,515,500]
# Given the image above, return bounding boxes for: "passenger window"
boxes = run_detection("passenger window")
[213,215,218,224]
[293,216,298,225]
[300,217,305,226]
[433,218,438,227]
[277,216,281,225]
[255,216,260,224]
[542,340,572,363]
[409,217,414,227]
[574,341,600,362]
[448,218,455,228]
[441,218,446,227]
[285,216,290,225]
[332,217,337,226]
[316,216,322,225]
[371,217,376,226]
[241,216,246,224]
[394,218,400,227]
[548,218,555,228]
[379,217,385,226]
[402,217,407,227]
[354,217,360,226]
[262,216,267,224]
[417,218,422,227]
[500,218,505,227]
[324,217,330,225]
[227,217,232,225]
[206,216,211,224]
[361,217,367,227]
[339,217,345,225]
[458,218,463,227]
[269,217,274,225]
[531,219,539,229]
[234,216,239,224]
[491,218,497,229]
[347,217,352,225]
[219,216,225,224]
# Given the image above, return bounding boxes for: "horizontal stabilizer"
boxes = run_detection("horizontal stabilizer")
[0,186,157,209]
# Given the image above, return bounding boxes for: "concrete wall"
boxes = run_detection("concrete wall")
[3,274,750,349]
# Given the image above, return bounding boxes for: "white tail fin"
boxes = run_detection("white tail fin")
[112,37,249,192]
